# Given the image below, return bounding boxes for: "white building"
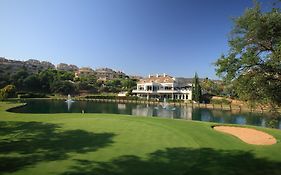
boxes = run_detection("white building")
[132,74,192,101]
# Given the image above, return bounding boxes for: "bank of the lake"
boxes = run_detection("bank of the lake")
[1,101,281,175]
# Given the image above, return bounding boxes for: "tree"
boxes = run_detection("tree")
[121,79,137,90]
[0,73,10,89]
[37,69,75,93]
[23,74,41,91]
[106,79,121,88]
[215,2,281,107]
[50,81,78,95]
[76,76,98,93]
[38,69,57,92]
[0,85,16,100]
[201,78,223,96]
[0,89,7,101]
[10,69,29,90]
[192,73,202,102]
[57,70,75,81]
[104,79,122,93]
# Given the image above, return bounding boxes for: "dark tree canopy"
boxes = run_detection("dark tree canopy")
[215,2,281,106]
[192,73,202,102]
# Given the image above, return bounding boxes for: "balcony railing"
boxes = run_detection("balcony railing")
[132,90,156,93]
[132,89,191,94]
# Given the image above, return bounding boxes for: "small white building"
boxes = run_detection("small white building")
[118,91,128,97]
[132,74,192,101]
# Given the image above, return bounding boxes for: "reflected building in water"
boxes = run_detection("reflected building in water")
[178,106,192,120]
[117,104,126,110]
[131,104,193,119]
[132,105,154,117]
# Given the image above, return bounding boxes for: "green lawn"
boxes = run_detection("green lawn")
[1,101,281,175]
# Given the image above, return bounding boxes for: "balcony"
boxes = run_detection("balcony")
[132,90,157,94]
[156,90,177,93]
[132,88,192,94]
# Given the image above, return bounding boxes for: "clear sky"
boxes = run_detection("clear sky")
[0,0,278,79]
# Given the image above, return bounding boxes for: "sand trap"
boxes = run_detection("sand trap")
[213,126,277,145]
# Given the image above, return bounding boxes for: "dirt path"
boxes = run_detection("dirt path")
[213,126,277,145]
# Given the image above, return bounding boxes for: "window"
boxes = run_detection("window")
[165,86,172,90]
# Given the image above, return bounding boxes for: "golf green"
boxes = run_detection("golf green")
[1,101,281,175]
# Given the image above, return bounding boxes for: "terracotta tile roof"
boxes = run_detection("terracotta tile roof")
[139,75,175,84]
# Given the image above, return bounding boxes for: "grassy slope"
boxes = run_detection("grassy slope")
[1,101,281,175]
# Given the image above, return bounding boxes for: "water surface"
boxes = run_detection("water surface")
[9,99,281,129]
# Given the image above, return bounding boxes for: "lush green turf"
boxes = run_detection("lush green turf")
[1,101,281,175]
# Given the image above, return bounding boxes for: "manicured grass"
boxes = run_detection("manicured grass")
[1,101,281,175]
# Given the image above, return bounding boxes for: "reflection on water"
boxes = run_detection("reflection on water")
[132,105,153,117]
[9,100,281,129]
[117,104,126,110]
[66,100,74,111]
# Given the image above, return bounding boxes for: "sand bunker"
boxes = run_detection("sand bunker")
[213,126,277,145]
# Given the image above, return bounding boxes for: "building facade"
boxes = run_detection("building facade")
[75,67,95,77]
[95,68,126,81]
[0,57,55,75]
[132,74,192,101]
[57,63,79,72]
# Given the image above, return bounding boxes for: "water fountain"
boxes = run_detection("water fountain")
[65,94,74,111]
[162,98,168,109]
[155,98,176,111]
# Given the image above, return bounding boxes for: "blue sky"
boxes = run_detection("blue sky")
[0,0,277,79]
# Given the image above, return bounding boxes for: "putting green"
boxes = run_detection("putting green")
[1,101,281,175]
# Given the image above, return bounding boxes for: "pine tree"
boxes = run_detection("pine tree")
[192,73,202,102]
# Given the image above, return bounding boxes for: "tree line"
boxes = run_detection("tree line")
[0,67,137,99]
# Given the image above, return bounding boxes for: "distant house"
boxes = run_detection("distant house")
[132,74,192,101]
[95,68,126,81]
[57,63,79,72]
[75,67,95,77]
[129,75,143,81]
[0,57,55,75]
[95,68,115,81]
[74,67,128,81]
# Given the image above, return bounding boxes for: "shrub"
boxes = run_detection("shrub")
[0,85,16,100]
[51,81,78,95]
[18,92,47,98]
[84,95,140,101]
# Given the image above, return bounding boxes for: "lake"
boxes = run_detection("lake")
[9,99,281,129]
